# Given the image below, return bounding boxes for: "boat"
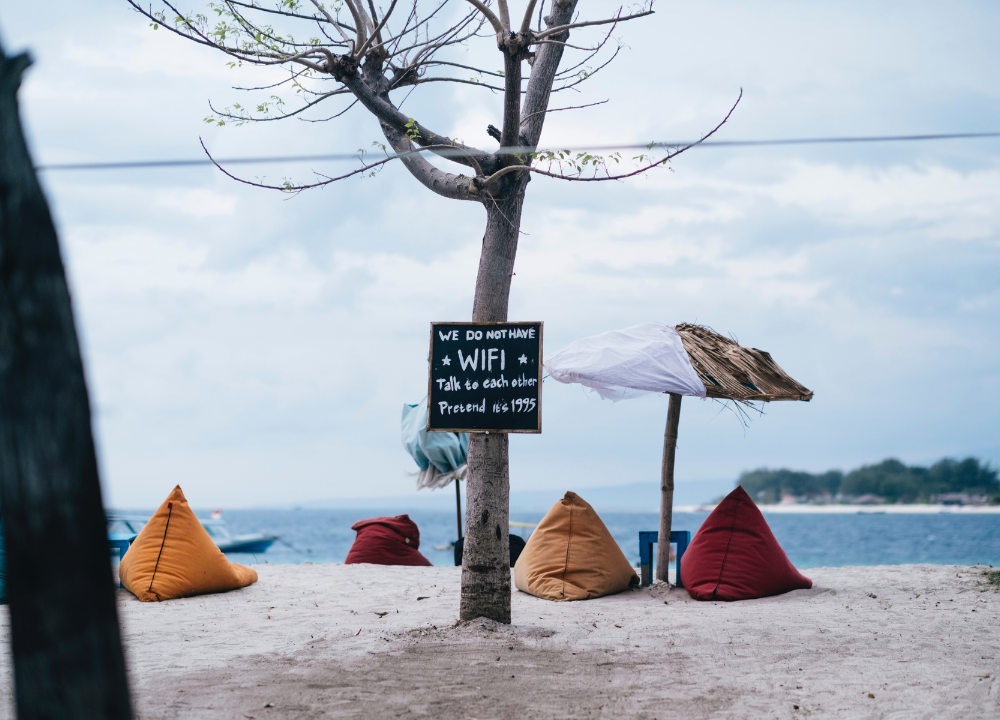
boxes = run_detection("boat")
[202,510,279,553]
[107,510,279,554]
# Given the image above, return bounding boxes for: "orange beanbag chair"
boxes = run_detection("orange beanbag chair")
[682,486,812,601]
[514,492,638,601]
[119,486,258,602]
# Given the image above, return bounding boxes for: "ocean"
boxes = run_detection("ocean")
[207,508,1000,570]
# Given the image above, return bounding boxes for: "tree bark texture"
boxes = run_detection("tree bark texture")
[657,393,682,584]
[460,186,527,623]
[0,44,132,719]
[458,0,580,625]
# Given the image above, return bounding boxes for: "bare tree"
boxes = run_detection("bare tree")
[126,0,736,623]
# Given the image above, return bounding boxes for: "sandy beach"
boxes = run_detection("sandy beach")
[1,564,998,719]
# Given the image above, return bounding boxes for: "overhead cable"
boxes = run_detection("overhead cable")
[34,132,1000,172]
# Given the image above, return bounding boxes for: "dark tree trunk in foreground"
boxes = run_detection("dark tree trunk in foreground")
[657,393,682,583]
[0,42,132,719]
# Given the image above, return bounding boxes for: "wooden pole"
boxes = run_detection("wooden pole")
[455,478,463,541]
[0,44,132,718]
[657,393,682,584]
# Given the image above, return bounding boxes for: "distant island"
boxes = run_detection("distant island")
[739,457,999,506]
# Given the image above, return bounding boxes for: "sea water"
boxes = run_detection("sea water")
[214,509,1000,569]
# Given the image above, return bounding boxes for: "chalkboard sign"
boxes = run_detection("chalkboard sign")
[427,322,543,433]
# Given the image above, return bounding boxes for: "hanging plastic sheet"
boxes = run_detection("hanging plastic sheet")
[544,323,707,401]
[401,401,469,490]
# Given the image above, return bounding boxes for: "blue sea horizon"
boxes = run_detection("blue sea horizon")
[121,508,1000,570]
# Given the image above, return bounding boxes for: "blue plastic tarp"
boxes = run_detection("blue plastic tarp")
[401,401,467,474]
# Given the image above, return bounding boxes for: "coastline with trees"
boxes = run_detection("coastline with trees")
[737,457,1000,506]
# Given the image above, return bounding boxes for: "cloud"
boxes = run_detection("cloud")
[4,0,999,507]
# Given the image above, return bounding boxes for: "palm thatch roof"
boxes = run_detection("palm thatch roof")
[675,323,813,402]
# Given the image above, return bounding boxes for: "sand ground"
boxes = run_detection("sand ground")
[1,564,998,719]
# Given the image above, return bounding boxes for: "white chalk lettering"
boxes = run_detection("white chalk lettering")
[437,399,486,415]
[487,347,499,372]
[491,398,535,413]
[458,348,478,371]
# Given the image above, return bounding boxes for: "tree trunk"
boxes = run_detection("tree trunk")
[657,393,682,584]
[459,183,527,623]
[0,45,132,719]
[458,0,578,624]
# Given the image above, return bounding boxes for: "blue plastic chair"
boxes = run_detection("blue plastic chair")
[639,530,690,587]
[109,533,137,588]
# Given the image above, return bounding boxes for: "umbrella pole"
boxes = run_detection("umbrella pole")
[657,393,682,584]
[455,479,463,541]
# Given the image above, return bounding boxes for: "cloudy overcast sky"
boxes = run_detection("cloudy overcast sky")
[2,1,998,508]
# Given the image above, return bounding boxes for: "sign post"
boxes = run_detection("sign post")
[428,322,543,433]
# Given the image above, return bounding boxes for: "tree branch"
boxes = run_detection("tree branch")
[519,98,607,125]
[418,144,485,176]
[307,0,354,46]
[530,89,743,182]
[496,0,512,31]
[533,8,655,41]
[380,124,480,201]
[520,0,540,34]
[520,0,579,148]
[480,163,523,187]
[341,0,370,49]
[224,0,357,30]
[207,89,348,124]
[356,0,398,57]
[498,41,523,151]
[199,136,394,191]
[462,0,504,37]
[341,71,492,170]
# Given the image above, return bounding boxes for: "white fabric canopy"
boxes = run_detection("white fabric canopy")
[544,323,707,401]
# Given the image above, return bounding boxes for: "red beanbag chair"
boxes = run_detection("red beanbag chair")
[683,486,812,601]
[344,515,432,566]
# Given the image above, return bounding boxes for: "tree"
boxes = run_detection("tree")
[126,0,736,623]
[0,40,132,719]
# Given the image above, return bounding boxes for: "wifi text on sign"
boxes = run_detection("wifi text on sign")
[427,322,542,433]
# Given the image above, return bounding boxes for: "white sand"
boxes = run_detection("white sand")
[1,564,998,718]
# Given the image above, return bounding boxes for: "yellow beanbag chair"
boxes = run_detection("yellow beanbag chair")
[514,491,638,601]
[119,486,258,602]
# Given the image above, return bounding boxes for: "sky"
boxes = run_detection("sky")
[1,1,998,509]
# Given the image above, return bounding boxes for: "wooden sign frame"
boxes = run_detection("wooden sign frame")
[427,321,543,434]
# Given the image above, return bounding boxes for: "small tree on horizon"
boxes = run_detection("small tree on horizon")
[127,0,737,623]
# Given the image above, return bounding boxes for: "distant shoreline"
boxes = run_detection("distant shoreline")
[675,503,1000,514]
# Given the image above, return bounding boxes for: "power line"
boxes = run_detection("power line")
[34,132,1000,172]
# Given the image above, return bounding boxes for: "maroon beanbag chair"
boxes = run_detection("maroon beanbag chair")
[683,486,812,601]
[344,514,432,566]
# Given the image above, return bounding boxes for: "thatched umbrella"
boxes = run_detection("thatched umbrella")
[545,323,812,584]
